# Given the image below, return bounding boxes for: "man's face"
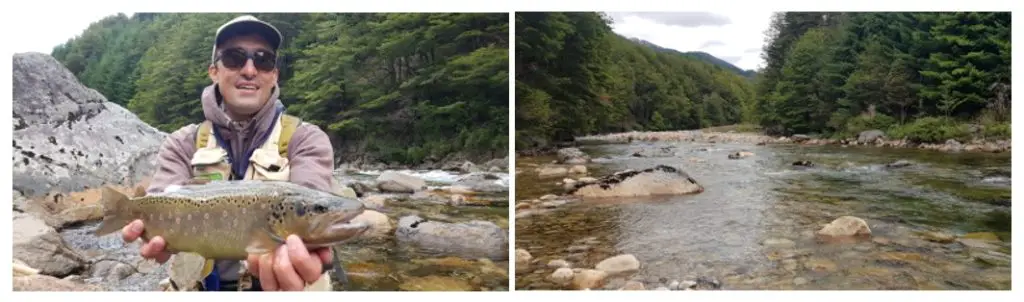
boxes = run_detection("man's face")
[208,34,279,119]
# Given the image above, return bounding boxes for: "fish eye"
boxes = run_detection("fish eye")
[313,205,327,213]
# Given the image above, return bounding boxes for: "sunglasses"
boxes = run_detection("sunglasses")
[216,48,277,72]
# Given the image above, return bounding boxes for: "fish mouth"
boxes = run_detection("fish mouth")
[305,209,370,247]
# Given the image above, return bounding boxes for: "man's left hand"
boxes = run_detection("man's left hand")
[246,235,331,291]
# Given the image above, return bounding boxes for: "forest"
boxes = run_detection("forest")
[755,12,1010,142]
[515,12,757,150]
[49,13,509,165]
[515,12,1011,150]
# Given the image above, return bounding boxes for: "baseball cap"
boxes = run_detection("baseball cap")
[210,15,283,64]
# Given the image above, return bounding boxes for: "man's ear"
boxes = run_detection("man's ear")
[208,64,218,83]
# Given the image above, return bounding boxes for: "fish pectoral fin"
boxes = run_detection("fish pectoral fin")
[245,228,281,255]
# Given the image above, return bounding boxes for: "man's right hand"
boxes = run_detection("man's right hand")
[122,219,172,263]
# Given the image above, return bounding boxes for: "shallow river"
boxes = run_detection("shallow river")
[515,141,1011,290]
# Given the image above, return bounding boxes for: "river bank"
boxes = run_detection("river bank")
[513,136,1010,290]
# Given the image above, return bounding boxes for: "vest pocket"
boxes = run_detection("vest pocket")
[191,148,232,181]
[247,148,290,181]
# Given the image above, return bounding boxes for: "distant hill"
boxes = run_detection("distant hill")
[628,37,757,79]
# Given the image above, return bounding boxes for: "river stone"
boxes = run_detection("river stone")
[375,171,426,193]
[395,215,508,260]
[595,254,640,276]
[547,268,574,285]
[13,274,105,291]
[569,165,704,198]
[572,269,607,290]
[547,259,571,268]
[12,52,166,198]
[817,216,872,238]
[13,212,87,277]
[858,130,885,144]
[557,147,590,164]
[621,280,645,290]
[537,166,569,178]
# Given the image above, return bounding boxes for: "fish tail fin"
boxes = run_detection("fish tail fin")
[94,186,131,236]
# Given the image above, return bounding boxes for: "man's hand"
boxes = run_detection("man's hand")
[246,235,331,291]
[122,219,172,263]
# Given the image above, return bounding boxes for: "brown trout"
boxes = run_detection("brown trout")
[94,180,369,260]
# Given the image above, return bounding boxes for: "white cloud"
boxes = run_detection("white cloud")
[607,10,774,71]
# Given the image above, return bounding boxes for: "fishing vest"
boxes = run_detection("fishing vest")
[183,112,333,291]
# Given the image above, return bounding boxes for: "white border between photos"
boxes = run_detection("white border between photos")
[0,0,1021,301]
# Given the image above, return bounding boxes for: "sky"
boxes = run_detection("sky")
[606,11,774,71]
[11,11,134,54]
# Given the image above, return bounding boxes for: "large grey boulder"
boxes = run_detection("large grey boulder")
[12,52,166,198]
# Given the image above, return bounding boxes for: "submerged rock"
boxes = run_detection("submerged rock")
[568,165,704,198]
[395,215,508,261]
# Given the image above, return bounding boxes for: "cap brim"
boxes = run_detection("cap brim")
[215,20,282,51]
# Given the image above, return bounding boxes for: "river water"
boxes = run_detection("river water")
[514,139,1011,290]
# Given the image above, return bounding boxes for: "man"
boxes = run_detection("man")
[119,15,337,291]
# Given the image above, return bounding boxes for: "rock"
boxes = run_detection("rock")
[792,160,814,167]
[537,166,569,178]
[483,157,508,172]
[958,238,998,250]
[13,274,105,291]
[361,195,389,209]
[547,268,574,285]
[817,216,871,239]
[547,259,571,268]
[540,194,558,201]
[762,238,796,249]
[375,171,426,193]
[594,254,640,276]
[350,210,392,240]
[961,232,1001,241]
[557,148,590,164]
[449,194,467,206]
[396,215,508,260]
[621,280,645,290]
[335,186,358,199]
[569,165,588,174]
[793,277,808,286]
[805,258,837,272]
[572,269,607,290]
[515,249,532,272]
[727,151,754,159]
[569,165,703,198]
[885,160,912,168]
[858,130,886,144]
[12,53,166,199]
[920,231,956,244]
[13,212,87,277]
[452,173,508,194]
[398,275,474,291]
